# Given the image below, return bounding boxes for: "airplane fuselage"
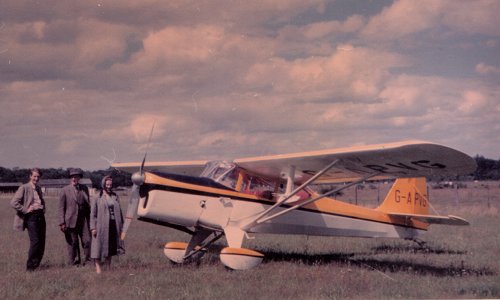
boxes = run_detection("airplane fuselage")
[137,171,425,244]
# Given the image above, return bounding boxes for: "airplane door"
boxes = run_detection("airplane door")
[198,197,233,229]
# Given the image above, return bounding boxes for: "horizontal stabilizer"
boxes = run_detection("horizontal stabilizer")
[388,213,469,226]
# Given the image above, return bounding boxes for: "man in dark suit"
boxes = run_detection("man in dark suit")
[58,168,91,266]
[11,168,46,271]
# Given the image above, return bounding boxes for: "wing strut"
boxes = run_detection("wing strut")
[251,172,381,226]
[241,159,340,230]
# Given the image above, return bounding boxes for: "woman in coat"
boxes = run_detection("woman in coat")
[90,176,124,273]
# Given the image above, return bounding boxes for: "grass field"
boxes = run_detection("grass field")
[1,181,499,299]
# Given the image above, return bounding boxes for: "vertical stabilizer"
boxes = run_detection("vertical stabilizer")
[376,177,429,215]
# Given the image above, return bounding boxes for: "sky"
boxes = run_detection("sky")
[0,0,499,171]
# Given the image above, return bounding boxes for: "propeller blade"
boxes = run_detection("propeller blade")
[140,121,156,174]
[121,121,155,240]
[121,182,140,240]
[121,170,145,240]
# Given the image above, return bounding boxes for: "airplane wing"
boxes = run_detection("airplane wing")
[388,213,469,226]
[112,160,209,176]
[234,140,476,184]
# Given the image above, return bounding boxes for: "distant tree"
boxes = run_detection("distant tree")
[0,167,17,182]
[3,155,497,186]
[89,169,110,189]
[0,166,133,188]
[85,168,132,189]
[474,156,500,180]
[43,168,67,179]
[108,168,133,187]
[13,168,31,183]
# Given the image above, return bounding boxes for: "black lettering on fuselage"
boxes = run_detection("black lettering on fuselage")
[394,190,427,207]
[414,192,427,207]
[395,189,401,203]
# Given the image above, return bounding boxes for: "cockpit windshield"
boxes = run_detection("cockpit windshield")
[200,161,238,189]
[201,160,278,199]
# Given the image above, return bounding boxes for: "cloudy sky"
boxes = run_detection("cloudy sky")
[0,0,499,170]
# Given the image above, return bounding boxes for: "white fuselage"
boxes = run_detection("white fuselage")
[138,189,423,240]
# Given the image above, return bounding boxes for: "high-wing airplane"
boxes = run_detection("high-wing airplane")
[112,140,476,270]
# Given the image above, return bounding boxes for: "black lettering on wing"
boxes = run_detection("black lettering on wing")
[364,165,389,173]
[411,160,446,169]
[364,164,409,175]
[386,163,418,171]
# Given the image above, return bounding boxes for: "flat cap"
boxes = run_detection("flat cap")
[69,168,83,177]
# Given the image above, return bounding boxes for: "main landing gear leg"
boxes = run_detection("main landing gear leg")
[220,226,264,270]
[164,228,220,264]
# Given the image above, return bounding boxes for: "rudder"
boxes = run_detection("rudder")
[376,177,429,215]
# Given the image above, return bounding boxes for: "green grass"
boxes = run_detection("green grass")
[1,183,499,299]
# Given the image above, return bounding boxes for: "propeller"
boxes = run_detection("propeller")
[121,122,155,241]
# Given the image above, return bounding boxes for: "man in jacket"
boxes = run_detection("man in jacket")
[58,168,91,266]
[10,168,46,271]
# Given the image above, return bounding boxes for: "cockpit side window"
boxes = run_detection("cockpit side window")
[239,173,276,199]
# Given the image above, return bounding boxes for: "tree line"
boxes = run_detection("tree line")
[0,156,499,187]
[0,167,132,189]
[473,155,500,180]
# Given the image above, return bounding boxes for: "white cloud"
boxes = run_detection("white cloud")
[360,0,500,41]
[1,1,499,169]
[442,0,500,36]
[475,63,500,75]
[458,90,488,114]
[285,15,366,41]
[129,114,167,143]
[360,0,443,40]
[390,116,408,127]
[74,19,138,70]
[57,139,79,154]
[32,21,46,39]
[143,26,223,64]
[244,45,408,101]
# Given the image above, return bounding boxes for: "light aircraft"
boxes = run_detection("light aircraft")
[112,140,476,270]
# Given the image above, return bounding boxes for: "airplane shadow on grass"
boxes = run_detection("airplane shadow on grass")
[260,245,495,277]
[160,243,495,276]
[370,243,467,255]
